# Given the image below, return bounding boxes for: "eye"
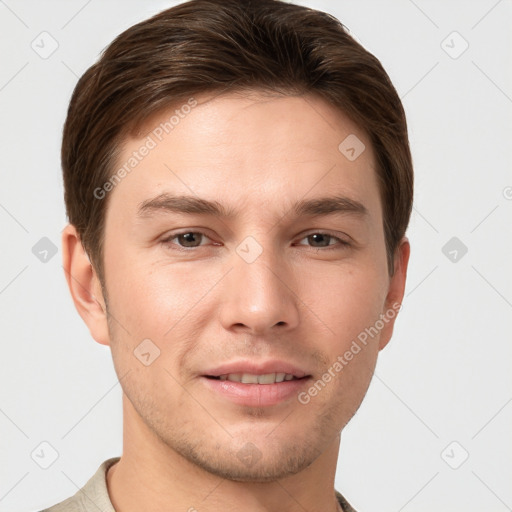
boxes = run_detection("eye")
[162,231,212,249]
[296,232,350,250]
[161,230,350,252]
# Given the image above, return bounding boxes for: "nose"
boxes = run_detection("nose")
[218,240,301,336]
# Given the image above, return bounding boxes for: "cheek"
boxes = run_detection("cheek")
[103,252,220,363]
[303,262,388,346]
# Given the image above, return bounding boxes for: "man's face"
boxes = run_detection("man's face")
[98,91,405,481]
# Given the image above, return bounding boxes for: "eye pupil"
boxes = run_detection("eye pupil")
[178,232,202,247]
[308,233,330,247]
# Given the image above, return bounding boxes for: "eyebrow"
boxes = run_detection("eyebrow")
[137,193,369,220]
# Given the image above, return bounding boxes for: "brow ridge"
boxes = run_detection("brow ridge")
[137,193,369,220]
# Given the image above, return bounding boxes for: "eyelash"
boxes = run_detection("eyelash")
[161,230,351,252]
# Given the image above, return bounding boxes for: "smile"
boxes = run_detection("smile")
[210,372,300,384]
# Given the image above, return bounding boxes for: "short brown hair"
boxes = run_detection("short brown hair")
[62,0,413,281]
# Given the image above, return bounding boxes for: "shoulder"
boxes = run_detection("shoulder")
[39,457,120,512]
[335,489,358,512]
[39,493,89,512]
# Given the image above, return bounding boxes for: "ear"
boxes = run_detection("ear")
[61,224,110,346]
[378,237,410,351]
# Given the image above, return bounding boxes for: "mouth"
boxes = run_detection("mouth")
[204,372,306,384]
[201,372,312,407]
[200,359,312,406]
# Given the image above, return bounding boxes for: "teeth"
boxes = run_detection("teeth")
[219,372,297,384]
[257,373,275,384]
[242,373,259,384]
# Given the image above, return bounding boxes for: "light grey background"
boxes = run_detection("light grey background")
[1,1,511,511]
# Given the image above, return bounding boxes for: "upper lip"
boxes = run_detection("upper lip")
[203,359,310,379]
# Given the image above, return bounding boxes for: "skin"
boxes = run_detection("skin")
[62,90,410,512]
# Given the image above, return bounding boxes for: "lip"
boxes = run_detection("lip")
[201,375,311,407]
[202,359,309,379]
[200,359,311,407]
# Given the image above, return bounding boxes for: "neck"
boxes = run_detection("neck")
[106,394,343,512]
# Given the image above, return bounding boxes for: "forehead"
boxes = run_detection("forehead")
[107,91,382,224]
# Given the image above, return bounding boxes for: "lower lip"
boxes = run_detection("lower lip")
[201,376,311,407]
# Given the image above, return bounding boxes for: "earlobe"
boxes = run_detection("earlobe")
[378,237,411,351]
[61,224,110,346]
